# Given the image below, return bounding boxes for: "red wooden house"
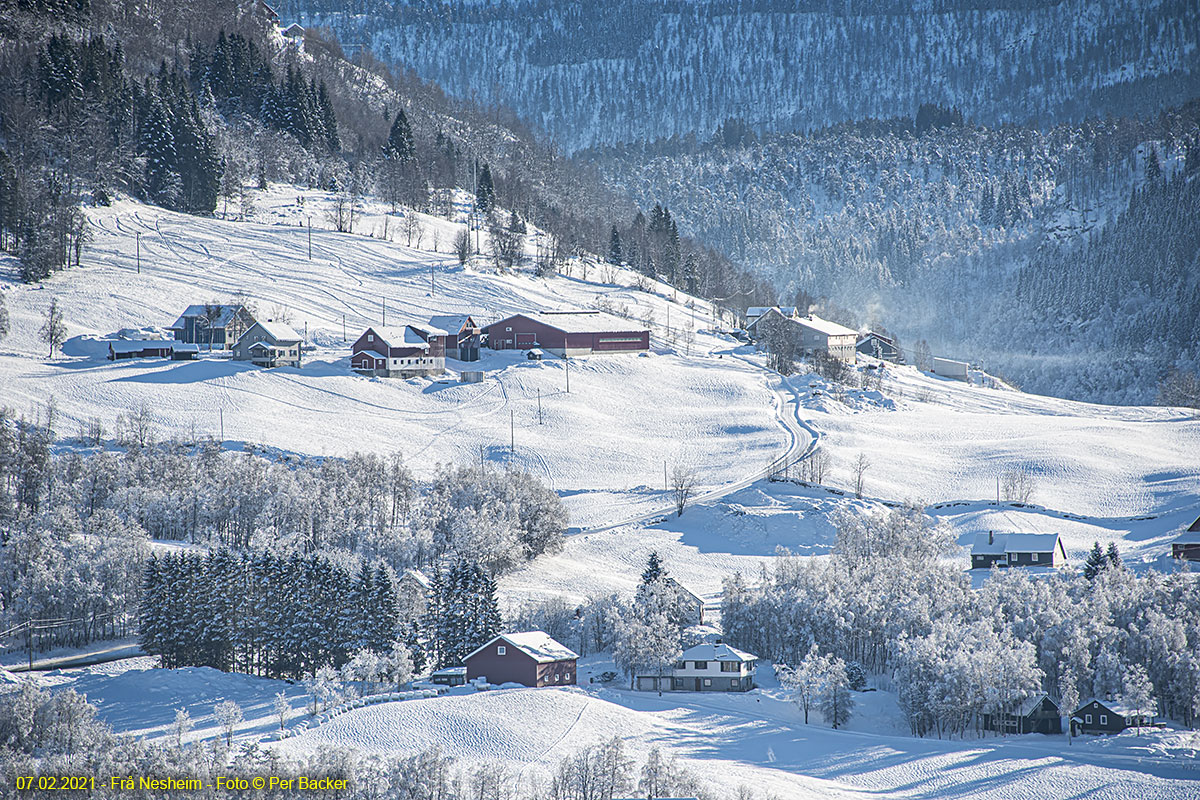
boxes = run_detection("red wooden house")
[463,631,578,688]
[350,325,446,378]
[483,311,649,356]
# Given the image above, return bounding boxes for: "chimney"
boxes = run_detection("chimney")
[988,531,994,545]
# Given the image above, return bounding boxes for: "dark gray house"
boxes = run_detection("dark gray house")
[464,632,578,688]
[971,532,1068,569]
[856,332,905,363]
[982,693,1062,735]
[232,321,303,368]
[428,314,482,361]
[169,304,256,349]
[1172,515,1200,561]
[1072,697,1157,735]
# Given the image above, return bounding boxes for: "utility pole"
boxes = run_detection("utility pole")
[307,217,312,260]
[136,232,140,273]
[342,314,346,342]
[220,409,224,442]
[383,299,386,326]
[510,410,515,459]
[664,460,668,491]
[538,388,543,424]
[431,262,434,294]
[565,357,570,393]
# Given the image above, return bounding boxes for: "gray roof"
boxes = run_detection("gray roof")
[1016,692,1059,717]
[465,631,578,664]
[1076,697,1157,718]
[108,340,172,353]
[248,320,302,343]
[169,304,246,330]
[495,310,647,335]
[679,642,756,662]
[795,314,857,338]
[429,314,476,334]
[972,532,1062,555]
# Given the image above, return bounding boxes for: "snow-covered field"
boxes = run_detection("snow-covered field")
[7,188,1200,797]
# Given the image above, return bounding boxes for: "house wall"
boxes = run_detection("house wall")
[1075,701,1134,734]
[484,316,648,355]
[233,324,300,367]
[1173,543,1200,561]
[638,660,755,692]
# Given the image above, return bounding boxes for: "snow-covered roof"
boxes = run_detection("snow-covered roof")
[465,631,579,664]
[972,532,1061,555]
[402,568,432,589]
[665,577,702,603]
[1016,692,1058,717]
[361,327,431,350]
[857,331,895,346]
[281,22,304,36]
[169,304,245,330]
[746,306,774,317]
[1077,697,1157,717]
[252,320,302,343]
[108,340,172,353]
[429,314,476,334]
[172,343,200,353]
[498,310,647,334]
[795,314,857,338]
[409,322,448,338]
[431,666,466,676]
[679,642,756,662]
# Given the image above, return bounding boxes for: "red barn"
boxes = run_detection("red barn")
[350,325,446,377]
[483,311,649,356]
[464,632,578,688]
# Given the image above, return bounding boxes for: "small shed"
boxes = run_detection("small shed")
[464,631,578,688]
[108,340,174,360]
[430,666,466,687]
[932,357,969,380]
[526,348,544,361]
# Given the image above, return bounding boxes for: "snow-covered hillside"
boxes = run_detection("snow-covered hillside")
[0,188,786,529]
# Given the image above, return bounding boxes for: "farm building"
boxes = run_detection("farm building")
[1072,698,1157,735]
[232,321,303,368]
[971,532,1068,570]
[107,340,191,361]
[168,304,256,349]
[793,315,857,363]
[350,325,446,377]
[430,667,466,687]
[856,332,905,364]
[482,311,649,356]
[1172,515,1200,561]
[932,357,969,380]
[636,642,757,693]
[982,693,1063,735]
[745,306,797,326]
[464,632,578,688]
[428,314,482,361]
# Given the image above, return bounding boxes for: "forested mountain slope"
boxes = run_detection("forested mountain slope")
[280,0,1200,151]
[591,112,1200,403]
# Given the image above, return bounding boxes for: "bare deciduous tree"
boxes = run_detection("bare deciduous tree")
[453,227,472,266]
[40,298,66,357]
[853,452,870,499]
[1001,465,1036,504]
[670,462,698,516]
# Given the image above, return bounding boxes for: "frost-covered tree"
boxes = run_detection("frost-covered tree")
[819,657,855,729]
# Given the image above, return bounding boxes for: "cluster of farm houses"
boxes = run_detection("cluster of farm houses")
[105,304,653,373]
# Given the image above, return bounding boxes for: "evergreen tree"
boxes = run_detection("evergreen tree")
[1106,542,1122,569]
[384,109,415,163]
[641,551,665,584]
[608,225,623,264]
[138,95,179,208]
[1083,541,1108,580]
[476,163,495,213]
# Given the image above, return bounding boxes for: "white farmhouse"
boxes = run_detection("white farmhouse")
[636,642,757,692]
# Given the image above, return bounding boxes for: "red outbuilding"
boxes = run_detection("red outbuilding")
[483,311,649,356]
[463,631,578,688]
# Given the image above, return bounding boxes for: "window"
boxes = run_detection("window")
[674,661,685,670]
[1085,714,1093,724]
[703,678,711,686]
[731,678,739,687]
[367,334,374,342]
[1032,552,1039,562]
[672,678,685,690]
[1100,715,1107,725]
[506,327,512,332]
[554,673,560,682]
[721,662,740,673]
[497,645,506,656]
[693,661,708,670]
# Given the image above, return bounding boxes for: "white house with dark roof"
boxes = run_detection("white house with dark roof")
[971,532,1068,570]
[636,642,757,693]
[232,320,303,368]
